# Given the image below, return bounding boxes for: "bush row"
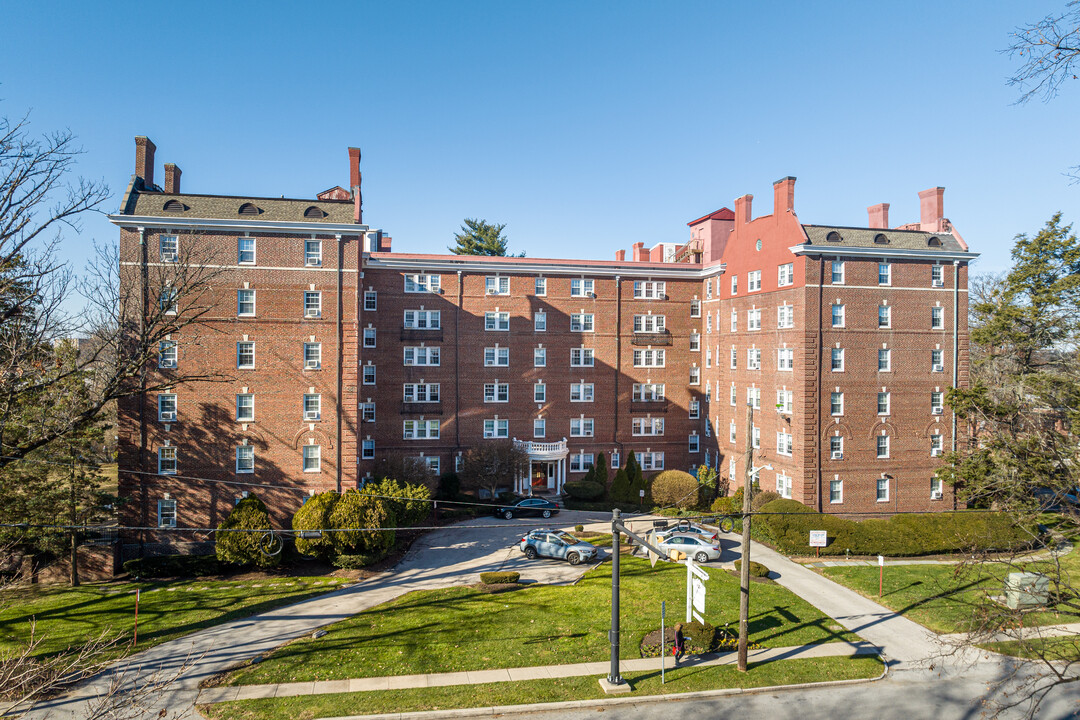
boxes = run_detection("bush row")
[123,554,219,578]
[755,498,1035,556]
[479,571,520,585]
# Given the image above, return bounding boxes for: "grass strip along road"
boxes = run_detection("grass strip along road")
[225,555,860,686]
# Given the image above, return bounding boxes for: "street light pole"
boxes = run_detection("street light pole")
[608,508,622,686]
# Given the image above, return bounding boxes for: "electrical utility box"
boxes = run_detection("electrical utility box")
[1004,572,1049,610]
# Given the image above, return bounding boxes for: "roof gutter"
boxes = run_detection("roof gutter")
[788,244,979,263]
[365,255,722,279]
[108,214,368,235]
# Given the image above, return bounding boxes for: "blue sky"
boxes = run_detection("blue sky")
[2,0,1077,277]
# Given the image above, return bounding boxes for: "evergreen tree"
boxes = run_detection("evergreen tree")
[591,452,608,489]
[608,468,631,503]
[448,218,524,256]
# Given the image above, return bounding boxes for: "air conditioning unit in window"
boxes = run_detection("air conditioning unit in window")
[304,411,320,421]
[305,310,321,318]
[932,407,943,415]
[931,448,942,457]
[160,411,176,422]
[305,360,320,370]
[931,491,943,500]
[932,279,944,287]
[933,364,944,372]
[588,291,596,298]
[486,288,497,295]
[831,451,843,460]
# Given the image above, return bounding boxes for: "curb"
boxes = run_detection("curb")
[233,652,889,720]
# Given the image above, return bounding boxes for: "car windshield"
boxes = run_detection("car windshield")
[554,532,578,544]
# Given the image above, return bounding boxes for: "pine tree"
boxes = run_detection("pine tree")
[609,468,631,503]
[591,452,609,489]
[448,218,524,256]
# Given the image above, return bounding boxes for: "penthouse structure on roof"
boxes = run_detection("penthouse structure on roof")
[111,139,976,556]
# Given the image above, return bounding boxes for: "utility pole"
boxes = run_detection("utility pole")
[608,508,622,687]
[738,401,754,671]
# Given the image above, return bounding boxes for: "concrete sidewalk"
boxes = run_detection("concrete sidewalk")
[939,621,1080,644]
[197,640,879,705]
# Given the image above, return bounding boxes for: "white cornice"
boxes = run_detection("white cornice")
[365,255,723,279]
[108,214,368,236]
[789,244,979,262]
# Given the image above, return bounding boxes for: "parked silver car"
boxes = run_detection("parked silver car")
[656,533,722,563]
[519,529,599,565]
[654,522,720,542]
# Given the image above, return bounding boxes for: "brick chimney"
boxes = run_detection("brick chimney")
[135,136,156,187]
[632,242,647,262]
[773,176,796,215]
[163,163,181,194]
[734,194,753,225]
[919,187,944,230]
[868,203,890,229]
[349,147,362,224]
[615,249,626,262]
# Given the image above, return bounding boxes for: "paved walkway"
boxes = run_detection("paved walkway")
[801,541,1073,569]
[939,621,1080,644]
[198,640,879,704]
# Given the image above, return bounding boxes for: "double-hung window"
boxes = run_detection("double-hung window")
[304,342,322,369]
[931,349,944,372]
[238,237,256,265]
[830,477,843,503]
[158,394,177,422]
[778,347,794,371]
[485,311,511,331]
[159,340,178,369]
[689,434,700,453]
[361,439,375,459]
[878,392,891,415]
[570,417,594,437]
[361,402,375,423]
[831,392,844,416]
[730,347,737,369]
[363,327,376,348]
[484,346,509,366]
[636,452,664,471]
[484,382,509,402]
[404,310,441,329]
[570,383,594,402]
[304,292,322,318]
[160,286,178,315]
[303,445,321,472]
[633,383,665,402]
[931,306,944,329]
[831,348,844,371]
[931,391,944,415]
[730,276,738,295]
[776,389,793,414]
[689,399,700,419]
[747,386,761,410]
[931,434,944,457]
[535,277,547,295]
[778,263,794,286]
[632,417,664,436]
[730,309,738,332]
[158,446,177,475]
[485,276,510,295]
[362,364,376,384]
[404,346,440,366]
[777,304,794,329]
[403,383,439,403]
[830,436,844,460]
[776,472,792,498]
[236,445,254,473]
[570,313,594,332]
[157,497,177,527]
[879,348,892,372]
[747,309,761,330]
[483,418,509,438]
[931,265,944,287]
[533,418,546,438]
[533,382,546,403]
[237,342,255,369]
[534,347,547,367]
[876,476,889,501]
[876,435,890,459]
[364,291,377,311]
[878,305,891,328]
[832,304,845,328]
[748,270,762,291]
[878,262,891,285]
[236,393,254,421]
[238,289,256,317]
[633,349,665,367]
[534,311,547,331]
[303,393,321,420]
[690,299,701,317]
[570,278,594,297]
[689,332,700,351]
[570,453,595,472]
[305,239,322,266]
[403,419,440,439]
[831,260,845,284]
[689,366,700,385]
[633,281,666,299]
[160,235,178,262]
[404,274,440,293]
[747,348,762,370]
[571,348,594,367]
[633,314,665,333]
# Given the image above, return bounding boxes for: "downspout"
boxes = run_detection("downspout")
[335,234,344,493]
[456,271,463,451]
[138,227,148,556]
[613,275,621,448]
[816,257,824,512]
[952,260,960,510]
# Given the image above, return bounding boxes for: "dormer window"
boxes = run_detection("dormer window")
[239,203,261,215]
[163,199,186,212]
[927,236,942,247]
[826,231,842,242]
[304,206,326,219]
[873,233,890,244]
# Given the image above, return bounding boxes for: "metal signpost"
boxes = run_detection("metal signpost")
[661,601,666,684]
[878,554,885,597]
[809,530,827,558]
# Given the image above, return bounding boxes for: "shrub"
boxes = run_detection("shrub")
[479,571,520,585]
[751,490,781,512]
[216,494,279,568]
[711,496,736,514]
[332,552,388,569]
[649,470,700,509]
[755,498,1034,556]
[329,489,395,557]
[591,452,609,486]
[123,554,219,579]
[575,524,584,533]
[609,468,632,503]
[734,559,771,577]
[683,620,719,651]
[363,477,431,527]
[628,454,648,504]
[291,491,339,558]
[436,472,460,500]
[564,480,605,501]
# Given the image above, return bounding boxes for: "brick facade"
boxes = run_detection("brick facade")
[112,142,977,554]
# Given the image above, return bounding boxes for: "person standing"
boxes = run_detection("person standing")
[673,622,685,665]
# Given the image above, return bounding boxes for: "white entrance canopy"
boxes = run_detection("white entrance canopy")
[513,438,569,495]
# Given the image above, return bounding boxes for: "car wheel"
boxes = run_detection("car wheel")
[542,509,551,519]
[525,546,537,560]
[567,552,581,566]
[695,552,709,563]
[503,511,513,520]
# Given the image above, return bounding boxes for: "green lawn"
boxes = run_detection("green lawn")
[202,655,883,720]
[225,555,858,686]
[819,548,1080,634]
[0,576,347,659]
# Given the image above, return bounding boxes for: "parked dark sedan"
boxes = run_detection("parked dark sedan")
[494,497,560,520]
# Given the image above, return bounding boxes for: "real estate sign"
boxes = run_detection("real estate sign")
[809,530,827,547]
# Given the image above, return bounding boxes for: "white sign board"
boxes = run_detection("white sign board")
[878,555,885,567]
[692,577,706,614]
[809,531,827,547]
[639,489,646,497]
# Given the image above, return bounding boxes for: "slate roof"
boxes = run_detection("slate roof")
[125,190,357,224]
[801,224,965,253]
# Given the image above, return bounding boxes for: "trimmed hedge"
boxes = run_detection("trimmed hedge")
[123,554,219,578]
[479,571,520,585]
[332,551,389,569]
[563,480,605,501]
[755,498,1034,556]
[216,494,279,568]
[649,470,700,509]
[292,491,339,559]
[734,559,771,577]
[683,620,719,651]
[329,489,395,557]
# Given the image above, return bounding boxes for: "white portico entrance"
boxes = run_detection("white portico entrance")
[513,438,569,496]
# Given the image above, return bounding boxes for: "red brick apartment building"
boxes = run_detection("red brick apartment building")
[111,139,976,554]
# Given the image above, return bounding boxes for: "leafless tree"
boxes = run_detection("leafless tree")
[459,440,529,500]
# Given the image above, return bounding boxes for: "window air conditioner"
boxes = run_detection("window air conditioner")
[160,411,176,422]
[588,291,596,298]
[831,451,843,460]
[933,364,944,372]
[305,361,320,370]
[304,411,320,421]
[932,279,944,287]
[486,288,497,295]
[932,408,943,415]
[931,448,942,457]
[306,310,321,318]
[931,491,943,500]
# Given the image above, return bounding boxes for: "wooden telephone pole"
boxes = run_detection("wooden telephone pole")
[737,401,754,671]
